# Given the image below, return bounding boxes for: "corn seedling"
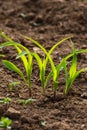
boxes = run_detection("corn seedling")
[17,51,53,94]
[0,31,87,98]
[0,117,12,130]
[0,97,11,109]
[63,44,87,95]
[16,50,53,94]
[8,81,20,91]
[19,98,36,106]
[17,50,57,95]
[23,37,86,98]
[0,31,33,97]
[21,35,72,98]
[46,47,87,97]
[0,97,11,105]
[0,31,71,98]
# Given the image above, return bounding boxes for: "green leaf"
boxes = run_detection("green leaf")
[45,71,53,88]
[2,60,25,80]
[20,35,56,73]
[27,54,33,88]
[41,64,45,88]
[3,97,11,104]
[0,117,12,129]
[33,53,45,86]
[16,51,29,59]
[21,35,72,90]
[48,36,72,56]
[8,81,20,87]
[0,31,13,42]
[69,45,77,78]
[72,68,87,84]
[33,52,42,71]
[8,81,20,90]
[19,98,36,105]
[0,32,30,53]
[45,48,87,92]
[15,46,28,75]
[0,41,19,48]
[32,52,46,91]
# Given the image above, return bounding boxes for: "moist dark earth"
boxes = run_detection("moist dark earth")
[0,0,87,130]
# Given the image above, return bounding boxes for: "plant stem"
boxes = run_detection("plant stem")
[53,91,56,100]
[29,89,32,97]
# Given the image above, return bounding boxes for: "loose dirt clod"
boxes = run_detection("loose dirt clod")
[4,107,21,120]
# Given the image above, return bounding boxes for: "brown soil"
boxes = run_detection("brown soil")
[0,0,87,130]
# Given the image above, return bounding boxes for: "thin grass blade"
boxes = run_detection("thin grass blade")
[0,31,13,42]
[71,67,87,85]
[2,60,25,81]
[33,53,42,71]
[69,45,77,78]
[16,51,29,59]
[15,46,28,75]
[0,41,19,48]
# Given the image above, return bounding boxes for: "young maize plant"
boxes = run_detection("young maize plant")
[0,117,12,130]
[17,51,60,97]
[23,35,87,98]
[0,31,87,99]
[0,31,33,97]
[0,31,71,98]
[32,52,47,93]
[63,44,87,95]
[8,81,20,91]
[19,98,36,106]
[46,46,87,97]
[21,35,72,98]
[15,50,58,95]
[0,97,11,104]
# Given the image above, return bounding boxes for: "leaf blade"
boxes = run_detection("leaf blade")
[2,60,25,80]
[15,46,28,75]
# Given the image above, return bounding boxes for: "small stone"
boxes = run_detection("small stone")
[81,92,87,99]
[81,124,85,129]
[33,47,44,56]
[0,96,5,99]
[5,107,21,119]
[19,13,26,18]
[35,15,43,24]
